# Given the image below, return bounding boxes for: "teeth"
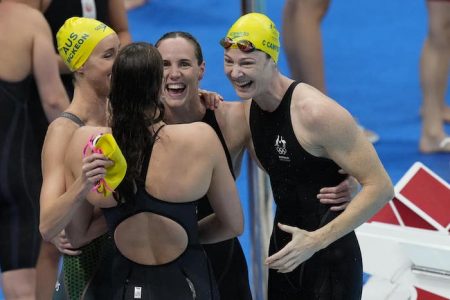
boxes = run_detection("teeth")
[167,83,185,89]
[235,80,251,87]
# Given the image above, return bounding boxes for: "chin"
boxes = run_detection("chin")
[164,97,187,109]
[235,88,256,100]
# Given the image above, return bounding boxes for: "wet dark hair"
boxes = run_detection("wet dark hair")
[155,31,204,65]
[109,42,165,202]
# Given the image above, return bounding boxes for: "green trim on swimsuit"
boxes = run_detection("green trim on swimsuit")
[54,234,114,300]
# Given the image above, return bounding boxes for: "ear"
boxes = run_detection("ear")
[198,61,205,81]
[77,66,86,75]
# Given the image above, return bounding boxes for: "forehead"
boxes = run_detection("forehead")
[92,34,120,53]
[224,48,266,61]
[157,37,196,60]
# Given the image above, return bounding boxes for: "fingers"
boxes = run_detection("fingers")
[329,202,350,211]
[266,248,292,268]
[59,247,82,256]
[276,257,301,273]
[318,179,350,194]
[317,191,350,201]
[277,222,296,234]
[52,232,82,256]
[199,89,224,110]
[265,242,290,265]
[266,246,302,273]
[338,168,348,175]
[82,153,111,185]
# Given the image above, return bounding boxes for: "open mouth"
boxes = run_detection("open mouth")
[234,79,252,90]
[166,83,186,96]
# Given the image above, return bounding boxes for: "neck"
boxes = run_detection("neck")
[164,95,206,124]
[68,87,108,126]
[253,73,293,112]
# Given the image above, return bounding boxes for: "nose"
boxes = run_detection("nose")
[229,64,242,79]
[167,66,181,79]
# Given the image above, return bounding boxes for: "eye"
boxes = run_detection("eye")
[103,48,117,59]
[163,60,171,68]
[224,57,233,65]
[180,61,191,68]
[240,60,255,67]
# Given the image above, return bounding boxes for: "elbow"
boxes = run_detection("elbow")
[44,97,66,112]
[383,177,395,203]
[66,236,84,249]
[230,215,244,237]
[42,95,69,121]
[377,177,394,209]
[235,224,244,237]
[40,224,56,242]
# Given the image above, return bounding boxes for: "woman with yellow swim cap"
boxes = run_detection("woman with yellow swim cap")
[39,16,120,300]
[221,12,393,300]
[36,3,131,298]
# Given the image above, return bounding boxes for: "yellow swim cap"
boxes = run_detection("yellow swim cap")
[56,17,115,71]
[225,13,280,63]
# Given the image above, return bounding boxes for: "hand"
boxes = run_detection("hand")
[199,89,223,110]
[81,153,113,190]
[51,230,81,256]
[265,223,319,273]
[317,169,360,211]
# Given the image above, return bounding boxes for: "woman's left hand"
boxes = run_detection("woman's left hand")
[265,223,320,273]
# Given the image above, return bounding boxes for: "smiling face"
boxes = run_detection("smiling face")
[156,37,205,110]
[77,33,120,97]
[223,48,274,99]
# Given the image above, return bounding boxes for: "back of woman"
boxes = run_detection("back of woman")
[66,42,243,300]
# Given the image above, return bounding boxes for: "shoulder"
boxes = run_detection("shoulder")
[65,126,110,160]
[45,117,81,146]
[13,3,47,27]
[292,83,358,146]
[162,122,220,151]
[293,84,354,129]
[1,2,46,36]
[71,126,111,146]
[214,101,246,130]
[3,2,36,15]
[218,101,246,114]
[164,122,216,139]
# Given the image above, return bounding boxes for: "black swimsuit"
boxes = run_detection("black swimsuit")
[250,82,363,300]
[0,76,42,271]
[102,137,219,300]
[200,109,252,300]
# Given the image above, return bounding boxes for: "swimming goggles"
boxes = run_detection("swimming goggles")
[220,37,256,53]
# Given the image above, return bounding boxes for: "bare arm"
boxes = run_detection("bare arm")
[56,54,72,75]
[311,105,393,247]
[32,14,69,121]
[39,124,111,242]
[64,200,109,248]
[266,97,393,272]
[197,127,244,244]
[108,0,132,46]
[63,127,116,247]
[39,122,91,241]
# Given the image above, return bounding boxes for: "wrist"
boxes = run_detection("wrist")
[312,225,333,250]
[75,176,93,199]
